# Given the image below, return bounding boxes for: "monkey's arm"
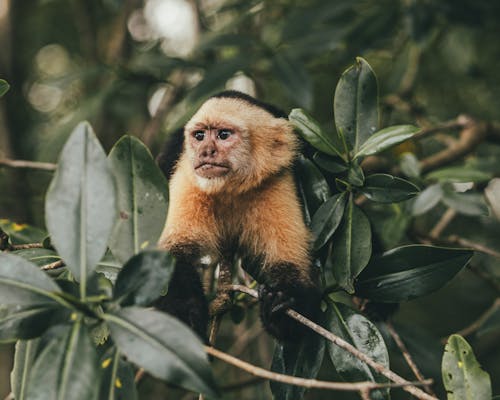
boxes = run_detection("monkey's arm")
[156,170,219,341]
[241,174,321,341]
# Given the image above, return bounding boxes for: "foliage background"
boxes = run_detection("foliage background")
[0,0,499,398]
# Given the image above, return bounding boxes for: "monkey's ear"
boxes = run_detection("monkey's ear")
[156,128,185,178]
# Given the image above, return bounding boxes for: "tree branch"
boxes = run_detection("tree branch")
[0,158,56,171]
[386,322,436,396]
[229,285,437,400]
[205,345,432,394]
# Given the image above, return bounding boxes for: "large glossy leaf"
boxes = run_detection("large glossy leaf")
[273,52,313,109]
[359,174,420,203]
[10,339,40,400]
[99,348,138,400]
[334,57,378,153]
[0,305,66,342]
[442,334,491,400]
[0,253,62,307]
[295,157,331,225]
[108,136,168,263]
[0,79,9,97]
[354,125,419,159]
[26,321,101,400]
[325,301,389,400]
[412,183,443,215]
[355,245,473,302]
[45,122,116,298]
[103,307,218,398]
[270,331,325,400]
[310,192,347,251]
[331,195,372,292]
[113,251,175,306]
[441,191,489,216]
[289,108,343,158]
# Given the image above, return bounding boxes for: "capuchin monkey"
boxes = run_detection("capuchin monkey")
[155,90,320,342]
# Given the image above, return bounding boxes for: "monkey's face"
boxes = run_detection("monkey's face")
[186,124,246,180]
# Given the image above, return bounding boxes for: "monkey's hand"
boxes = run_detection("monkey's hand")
[258,281,320,342]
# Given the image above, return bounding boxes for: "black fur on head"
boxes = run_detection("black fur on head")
[210,90,288,119]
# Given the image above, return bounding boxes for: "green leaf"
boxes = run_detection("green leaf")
[334,57,378,153]
[0,253,62,307]
[26,320,101,400]
[270,331,325,400]
[354,125,419,158]
[0,305,67,342]
[325,301,389,400]
[12,248,60,268]
[311,193,347,251]
[412,183,443,215]
[273,52,313,109]
[108,135,168,263]
[295,157,331,225]
[331,195,372,292]
[355,245,473,302]
[45,122,116,299]
[313,153,348,173]
[442,190,489,216]
[113,251,175,306]
[99,348,138,400]
[426,166,492,183]
[442,334,492,400]
[399,152,421,179]
[360,174,420,203]
[346,162,365,187]
[289,108,343,158]
[0,79,9,97]
[103,307,218,398]
[10,339,40,400]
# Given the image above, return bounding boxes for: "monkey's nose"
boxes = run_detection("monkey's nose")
[201,147,217,158]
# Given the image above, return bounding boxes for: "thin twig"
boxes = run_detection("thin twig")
[220,377,264,391]
[141,70,185,147]
[0,158,56,171]
[205,345,432,393]
[229,285,437,400]
[387,322,436,396]
[454,298,500,338]
[447,236,500,258]
[10,243,44,250]
[41,260,65,271]
[420,117,487,173]
[429,208,456,239]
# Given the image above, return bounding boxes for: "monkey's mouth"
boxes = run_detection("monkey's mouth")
[195,162,230,178]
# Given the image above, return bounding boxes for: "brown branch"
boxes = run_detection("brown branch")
[429,208,456,239]
[447,236,500,259]
[10,243,44,250]
[229,285,437,400]
[420,116,487,173]
[387,322,436,397]
[454,298,500,338]
[205,345,432,393]
[141,70,185,147]
[41,260,65,271]
[0,158,56,171]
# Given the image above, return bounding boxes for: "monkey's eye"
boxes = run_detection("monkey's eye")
[217,129,232,140]
[193,131,205,141]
